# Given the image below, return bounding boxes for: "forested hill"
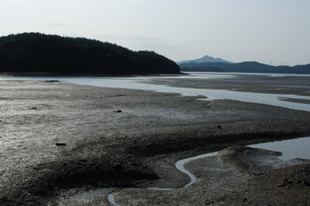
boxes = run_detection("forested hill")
[0,33,180,75]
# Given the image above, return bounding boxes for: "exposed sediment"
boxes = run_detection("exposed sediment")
[1,77,310,205]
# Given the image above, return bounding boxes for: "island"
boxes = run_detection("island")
[0,33,180,75]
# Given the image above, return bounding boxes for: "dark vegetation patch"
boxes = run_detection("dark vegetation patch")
[0,32,180,75]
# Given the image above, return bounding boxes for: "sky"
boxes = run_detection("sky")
[1,0,310,66]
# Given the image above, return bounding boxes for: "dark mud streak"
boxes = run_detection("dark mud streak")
[2,120,310,206]
[279,97,310,104]
[132,130,310,157]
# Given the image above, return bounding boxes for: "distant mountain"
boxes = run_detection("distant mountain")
[178,55,232,64]
[179,61,310,74]
[0,33,180,75]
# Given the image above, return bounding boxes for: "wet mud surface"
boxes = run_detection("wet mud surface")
[1,75,310,205]
[144,73,310,96]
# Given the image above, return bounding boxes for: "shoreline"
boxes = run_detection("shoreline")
[0,72,185,78]
[1,78,310,205]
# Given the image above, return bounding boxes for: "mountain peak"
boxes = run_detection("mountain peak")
[194,55,232,64]
[177,55,232,64]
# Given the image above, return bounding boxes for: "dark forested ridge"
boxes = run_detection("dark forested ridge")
[179,61,310,74]
[0,33,180,75]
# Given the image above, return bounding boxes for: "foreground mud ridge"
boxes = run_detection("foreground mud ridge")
[0,78,310,205]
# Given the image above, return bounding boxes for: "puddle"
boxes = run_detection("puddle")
[250,136,310,160]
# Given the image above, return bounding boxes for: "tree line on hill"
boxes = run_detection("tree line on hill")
[0,33,180,75]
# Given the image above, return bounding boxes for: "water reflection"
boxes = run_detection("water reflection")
[1,73,310,112]
[250,136,310,160]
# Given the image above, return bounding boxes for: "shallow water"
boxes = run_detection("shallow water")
[2,73,310,161]
[153,136,310,190]
[108,193,120,206]
[107,136,310,206]
[175,152,218,187]
[2,73,310,205]
[1,73,310,112]
[148,136,310,193]
[250,136,310,160]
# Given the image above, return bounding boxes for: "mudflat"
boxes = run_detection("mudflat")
[1,74,310,205]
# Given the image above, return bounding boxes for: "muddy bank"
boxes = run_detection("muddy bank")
[0,78,310,205]
[112,146,310,206]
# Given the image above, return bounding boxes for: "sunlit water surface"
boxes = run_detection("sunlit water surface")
[4,73,309,205]
[1,73,310,158]
[1,73,310,160]
[2,72,310,112]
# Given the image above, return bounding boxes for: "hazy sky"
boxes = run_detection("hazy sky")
[1,0,310,66]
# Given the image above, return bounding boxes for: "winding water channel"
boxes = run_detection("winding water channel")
[1,72,310,205]
[107,135,310,206]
